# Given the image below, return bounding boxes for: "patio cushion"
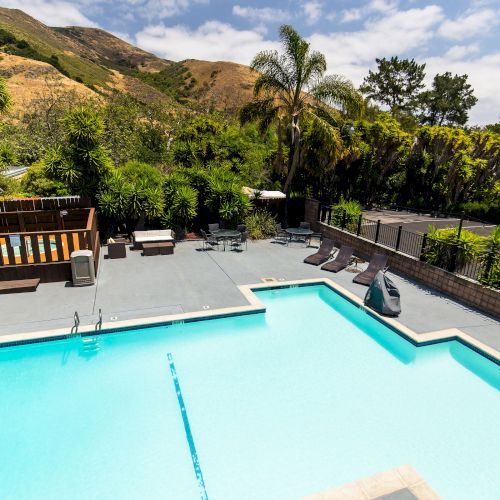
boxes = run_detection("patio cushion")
[134,230,174,243]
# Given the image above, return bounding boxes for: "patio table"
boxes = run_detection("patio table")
[285,227,314,246]
[214,230,241,251]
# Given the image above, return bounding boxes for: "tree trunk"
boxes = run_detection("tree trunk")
[283,116,301,225]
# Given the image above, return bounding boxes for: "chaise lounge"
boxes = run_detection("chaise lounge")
[353,253,389,285]
[132,229,175,250]
[321,245,354,273]
[304,238,336,266]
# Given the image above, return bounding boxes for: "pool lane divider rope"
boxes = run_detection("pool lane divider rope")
[167,353,209,500]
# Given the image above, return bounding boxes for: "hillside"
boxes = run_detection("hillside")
[0,7,256,114]
[0,53,97,113]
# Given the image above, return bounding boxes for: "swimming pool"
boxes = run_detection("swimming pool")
[0,284,498,499]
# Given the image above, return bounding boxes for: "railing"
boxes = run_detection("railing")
[0,208,98,267]
[320,205,499,289]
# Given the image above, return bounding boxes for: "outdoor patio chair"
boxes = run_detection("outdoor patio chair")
[304,238,336,266]
[321,245,354,273]
[208,223,220,234]
[237,224,247,233]
[300,222,311,230]
[231,231,248,251]
[200,229,220,251]
[107,239,127,259]
[353,253,389,286]
[274,223,289,244]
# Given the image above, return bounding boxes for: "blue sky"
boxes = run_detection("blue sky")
[4,0,499,124]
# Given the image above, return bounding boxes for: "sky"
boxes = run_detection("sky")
[4,0,499,124]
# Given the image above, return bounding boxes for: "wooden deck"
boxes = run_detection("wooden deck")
[0,199,99,283]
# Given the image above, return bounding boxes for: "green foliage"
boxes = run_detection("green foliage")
[42,107,112,200]
[21,162,71,197]
[163,183,198,230]
[244,209,276,239]
[205,167,251,225]
[418,72,477,126]
[0,76,12,114]
[423,225,500,287]
[242,23,362,211]
[132,63,193,102]
[331,197,362,231]
[99,162,166,224]
[0,141,17,166]
[0,28,70,78]
[360,57,426,115]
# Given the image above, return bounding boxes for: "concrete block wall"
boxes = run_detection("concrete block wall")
[314,219,499,318]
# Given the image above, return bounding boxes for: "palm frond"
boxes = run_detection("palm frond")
[251,51,293,92]
[302,51,327,85]
[239,99,280,134]
[311,75,363,116]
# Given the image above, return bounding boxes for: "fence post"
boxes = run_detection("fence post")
[374,220,381,243]
[420,233,427,261]
[395,225,402,252]
[356,214,362,236]
[483,251,494,283]
[317,203,322,222]
[341,210,347,230]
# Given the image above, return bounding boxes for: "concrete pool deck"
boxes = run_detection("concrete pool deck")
[0,239,498,353]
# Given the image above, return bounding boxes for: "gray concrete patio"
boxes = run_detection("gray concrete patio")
[1,239,498,351]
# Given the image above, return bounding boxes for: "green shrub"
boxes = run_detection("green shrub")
[244,209,277,239]
[163,184,198,231]
[331,197,362,232]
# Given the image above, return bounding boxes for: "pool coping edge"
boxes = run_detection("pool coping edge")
[0,278,498,365]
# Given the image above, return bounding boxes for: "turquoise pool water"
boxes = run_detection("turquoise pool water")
[0,285,499,500]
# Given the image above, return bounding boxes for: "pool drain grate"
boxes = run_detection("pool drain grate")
[167,353,209,500]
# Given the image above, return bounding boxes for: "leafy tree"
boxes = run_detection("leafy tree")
[360,57,426,115]
[418,72,477,126]
[42,107,112,201]
[241,24,362,222]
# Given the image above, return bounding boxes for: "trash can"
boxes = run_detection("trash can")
[71,250,95,286]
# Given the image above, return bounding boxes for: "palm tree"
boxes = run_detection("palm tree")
[241,25,362,222]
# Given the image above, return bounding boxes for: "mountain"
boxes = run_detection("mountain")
[0,7,257,114]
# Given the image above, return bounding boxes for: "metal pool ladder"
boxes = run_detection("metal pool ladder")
[70,311,80,336]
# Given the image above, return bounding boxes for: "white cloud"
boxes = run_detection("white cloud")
[302,1,323,25]
[232,5,290,24]
[444,43,480,60]
[438,8,499,40]
[340,0,398,23]
[1,0,98,27]
[135,21,279,64]
[309,5,444,71]
[141,0,209,20]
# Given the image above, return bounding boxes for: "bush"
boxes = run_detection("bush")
[331,197,362,232]
[244,209,276,239]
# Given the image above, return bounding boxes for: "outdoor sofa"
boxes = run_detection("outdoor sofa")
[133,230,175,250]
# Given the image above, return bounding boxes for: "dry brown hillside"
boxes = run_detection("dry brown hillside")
[183,59,257,112]
[0,53,97,114]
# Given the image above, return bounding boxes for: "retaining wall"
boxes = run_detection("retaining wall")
[304,199,499,318]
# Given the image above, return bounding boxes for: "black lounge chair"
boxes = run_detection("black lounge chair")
[304,238,336,266]
[321,245,353,273]
[353,253,389,286]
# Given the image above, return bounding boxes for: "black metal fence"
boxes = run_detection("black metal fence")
[319,205,499,289]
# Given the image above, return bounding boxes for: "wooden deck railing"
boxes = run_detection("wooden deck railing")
[0,208,98,267]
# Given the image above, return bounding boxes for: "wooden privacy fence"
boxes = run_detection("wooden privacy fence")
[0,208,99,281]
[0,196,91,213]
